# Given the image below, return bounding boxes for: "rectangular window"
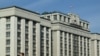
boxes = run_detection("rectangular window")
[6,24,10,30]
[6,47,10,53]
[6,39,10,45]
[68,18,70,23]
[33,35,36,40]
[25,34,28,39]
[6,17,10,22]
[87,24,88,29]
[80,21,81,25]
[64,16,66,22]
[17,24,21,30]
[41,26,44,32]
[17,47,20,53]
[33,22,36,27]
[25,19,29,24]
[33,28,36,33]
[53,15,57,20]
[46,27,49,32]
[25,42,28,48]
[6,55,10,56]
[60,15,62,21]
[47,16,50,19]
[25,48,28,54]
[18,17,21,23]
[25,26,28,32]
[17,40,21,45]
[17,32,21,38]
[6,32,10,37]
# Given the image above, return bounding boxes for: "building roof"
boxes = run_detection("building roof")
[0,6,40,15]
[41,11,67,15]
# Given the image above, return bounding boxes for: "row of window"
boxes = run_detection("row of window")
[6,17,11,56]
[40,26,50,56]
[60,31,90,56]
[6,16,37,56]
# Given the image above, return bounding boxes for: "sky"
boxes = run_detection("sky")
[0,0,100,33]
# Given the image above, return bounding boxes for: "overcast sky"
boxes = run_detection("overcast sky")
[0,0,100,33]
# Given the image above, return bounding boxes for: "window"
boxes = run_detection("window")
[59,15,62,21]
[33,35,36,40]
[18,17,21,23]
[33,22,36,26]
[17,24,21,30]
[46,28,49,32]
[25,48,28,53]
[6,39,10,45]
[25,34,28,39]
[87,24,88,29]
[68,18,70,23]
[6,24,10,30]
[17,47,20,53]
[46,40,49,45]
[41,53,44,56]
[64,16,66,22]
[46,33,49,39]
[25,26,28,32]
[83,23,85,28]
[6,47,10,53]
[26,19,29,24]
[41,26,44,32]
[6,17,10,22]
[25,41,28,44]
[17,40,21,45]
[46,53,49,56]
[47,16,50,19]
[17,32,21,38]
[53,15,57,20]
[6,55,10,56]
[80,21,81,25]
[25,41,28,48]
[60,31,63,36]
[6,32,10,37]
[33,28,36,33]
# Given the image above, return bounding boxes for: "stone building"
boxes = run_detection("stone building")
[0,6,99,56]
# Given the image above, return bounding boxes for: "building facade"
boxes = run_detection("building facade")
[41,12,91,56]
[0,6,99,56]
[91,33,100,56]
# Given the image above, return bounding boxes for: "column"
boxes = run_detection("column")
[21,19,25,54]
[86,38,88,56]
[81,22,83,27]
[57,14,60,21]
[82,37,84,56]
[44,27,46,56]
[71,34,73,56]
[49,29,51,56]
[84,23,86,29]
[0,18,6,56]
[10,16,17,56]
[99,41,100,56]
[57,31,60,56]
[63,32,65,56]
[36,23,40,56]
[94,40,97,56]
[67,33,69,56]
[79,36,80,56]
[89,39,91,56]
[62,16,64,22]
[29,21,33,56]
